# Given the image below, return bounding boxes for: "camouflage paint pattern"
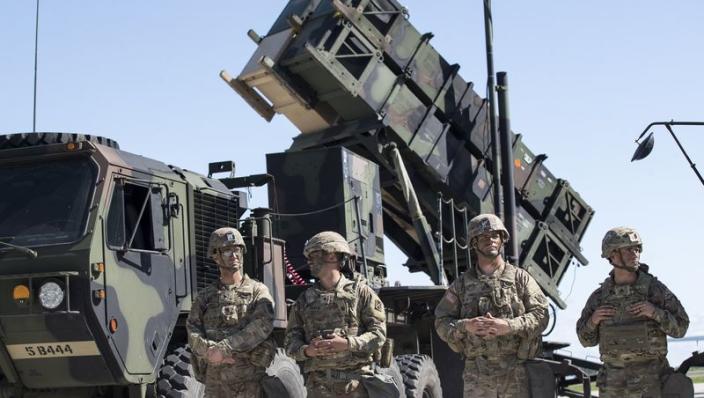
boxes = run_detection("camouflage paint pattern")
[513,207,584,309]
[266,147,385,284]
[434,262,549,397]
[95,142,222,381]
[231,0,594,307]
[511,135,557,216]
[187,274,275,397]
[0,138,250,392]
[542,179,594,250]
[382,83,428,144]
[576,270,689,396]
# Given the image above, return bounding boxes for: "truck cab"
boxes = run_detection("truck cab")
[0,136,251,397]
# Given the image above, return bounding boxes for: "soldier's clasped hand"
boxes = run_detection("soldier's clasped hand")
[481,313,511,336]
[304,337,324,357]
[460,314,510,337]
[589,305,616,326]
[461,317,487,335]
[206,346,224,364]
[309,334,350,355]
[628,301,657,319]
[205,346,237,365]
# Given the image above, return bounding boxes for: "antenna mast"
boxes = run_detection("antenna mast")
[32,0,40,132]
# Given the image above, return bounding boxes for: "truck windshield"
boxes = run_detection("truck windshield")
[0,156,97,246]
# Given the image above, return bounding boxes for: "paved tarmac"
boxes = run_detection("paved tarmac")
[562,383,704,397]
[695,382,704,397]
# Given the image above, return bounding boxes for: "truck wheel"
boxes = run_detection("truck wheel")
[378,359,407,398]
[0,132,119,150]
[155,345,205,398]
[262,348,305,398]
[396,354,443,398]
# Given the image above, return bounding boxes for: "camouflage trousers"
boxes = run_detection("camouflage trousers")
[306,370,369,398]
[597,359,668,398]
[463,357,529,398]
[204,380,262,398]
[203,363,264,398]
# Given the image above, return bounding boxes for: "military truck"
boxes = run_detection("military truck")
[0,0,602,397]
[0,133,308,398]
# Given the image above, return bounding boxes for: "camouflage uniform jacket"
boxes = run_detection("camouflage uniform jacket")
[434,262,549,360]
[576,270,689,364]
[186,274,275,380]
[285,275,386,373]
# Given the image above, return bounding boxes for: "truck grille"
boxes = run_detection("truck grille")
[193,190,241,291]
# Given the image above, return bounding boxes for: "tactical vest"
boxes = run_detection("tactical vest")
[202,282,256,341]
[192,279,274,382]
[598,272,667,364]
[300,279,372,371]
[459,264,540,360]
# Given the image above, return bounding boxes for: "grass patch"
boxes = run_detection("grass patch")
[568,382,598,394]
[688,366,704,383]
[564,367,703,396]
[687,367,704,384]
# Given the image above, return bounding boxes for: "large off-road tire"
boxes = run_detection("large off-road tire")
[396,354,443,398]
[155,345,205,398]
[378,359,407,398]
[0,132,119,150]
[262,348,306,398]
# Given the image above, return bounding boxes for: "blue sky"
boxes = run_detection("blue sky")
[2,1,703,365]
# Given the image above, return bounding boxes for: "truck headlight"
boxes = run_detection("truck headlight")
[39,281,64,310]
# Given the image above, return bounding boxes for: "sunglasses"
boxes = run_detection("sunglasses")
[219,247,244,257]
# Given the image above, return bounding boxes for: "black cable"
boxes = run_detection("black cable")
[267,197,357,217]
[542,303,557,337]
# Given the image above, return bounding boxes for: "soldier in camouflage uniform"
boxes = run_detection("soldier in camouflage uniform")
[576,227,689,398]
[285,231,394,398]
[435,214,549,398]
[186,227,276,398]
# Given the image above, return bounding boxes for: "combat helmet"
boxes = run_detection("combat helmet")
[303,231,354,259]
[601,227,642,258]
[468,214,509,241]
[207,227,246,257]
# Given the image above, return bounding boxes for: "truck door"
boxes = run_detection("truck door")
[102,176,178,376]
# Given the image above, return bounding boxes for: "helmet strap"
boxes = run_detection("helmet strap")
[219,263,241,271]
[472,238,504,261]
[340,254,351,273]
[610,252,638,272]
[308,254,341,276]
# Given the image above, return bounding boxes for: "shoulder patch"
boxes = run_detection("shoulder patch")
[446,294,458,305]
[303,288,317,304]
[500,263,518,282]
[251,279,267,293]
[443,288,458,304]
